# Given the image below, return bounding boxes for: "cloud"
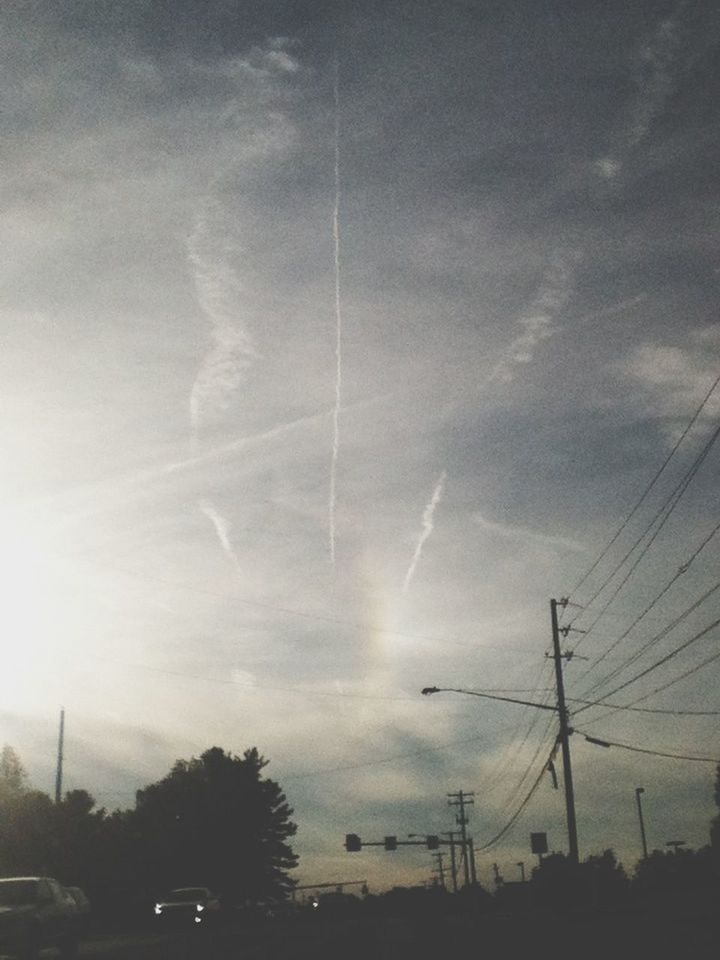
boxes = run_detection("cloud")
[490,256,575,383]
[595,10,684,177]
[620,325,720,428]
[474,512,587,554]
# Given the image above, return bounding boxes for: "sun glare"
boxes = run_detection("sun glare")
[0,510,67,707]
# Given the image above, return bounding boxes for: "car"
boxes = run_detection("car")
[62,886,91,936]
[0,876,80,959]
[153,886,222,927]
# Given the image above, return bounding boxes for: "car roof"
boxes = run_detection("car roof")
[0,877,45,883]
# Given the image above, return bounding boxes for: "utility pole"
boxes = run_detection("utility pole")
[55,708,65,805]
[635,787,648,860]
[551,599,579,864]
[441,831,459,893]
[468,837,477,885]
[432,852,446,890]
[448,790,474,886]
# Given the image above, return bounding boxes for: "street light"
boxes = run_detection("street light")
[635,787,648,860]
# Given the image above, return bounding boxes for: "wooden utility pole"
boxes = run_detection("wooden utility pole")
[55,708,65,805]
[448,790,474,886]
[442,831,459,893]
[550,599,579,864]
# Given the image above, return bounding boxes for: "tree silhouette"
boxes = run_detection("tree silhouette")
[0,744,28,802]
[131,746,297,904]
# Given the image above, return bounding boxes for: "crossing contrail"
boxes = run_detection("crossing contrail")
[329,55,342,566]
[403,472,447,594]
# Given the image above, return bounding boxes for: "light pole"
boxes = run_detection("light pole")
[635,787,648,860]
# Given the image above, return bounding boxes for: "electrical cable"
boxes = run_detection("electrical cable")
[477,744,557,851]
[566,367,720,602]
[577,730,719,763]
[578,576,720,699]
[578,645,720,727]
[572,613,720,715]
[482,661,555,798]
[567,415,720,643]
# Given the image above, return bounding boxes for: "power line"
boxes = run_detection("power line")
[578,576,720,699]
[573,614,720,715]
[495,712,557,811]
[577,730,719,763]
[567,367,720,600]
[578,645,720,727]
[567,415,720,644]
[483,662,556,798]
[477,745,556,851]
[567,697,720,717]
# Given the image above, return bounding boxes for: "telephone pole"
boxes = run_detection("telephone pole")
[441,831,459,893]
[551,599,579,864]
[432,851,447,889]
[55,708,65,805]
[448,790,474,886]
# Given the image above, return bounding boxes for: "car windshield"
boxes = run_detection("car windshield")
[0,881,40,906]
[164,889,207,903]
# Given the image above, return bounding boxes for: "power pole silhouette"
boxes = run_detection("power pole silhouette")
[55,708,65,805]
[441,831,459,893]
[551,599,579,864]
[432,851,446,889]
[448,790,474,886]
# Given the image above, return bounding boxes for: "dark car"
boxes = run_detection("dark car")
[154,887,222,927]
[63,886,90,936]
[0,876,80,959]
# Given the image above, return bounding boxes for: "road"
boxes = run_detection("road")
[17,909,715,960]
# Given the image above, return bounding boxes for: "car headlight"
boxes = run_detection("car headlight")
[154,904,163,915]
[196,903,204,912]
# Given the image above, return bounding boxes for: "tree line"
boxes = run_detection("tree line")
[0,744,298,924]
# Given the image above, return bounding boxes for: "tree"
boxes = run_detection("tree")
[130,746,297,903]
[0,745,28,803]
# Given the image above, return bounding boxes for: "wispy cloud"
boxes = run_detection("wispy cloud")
[595,10,684,179]
[402,472,447,594]
[474,512,586,554]
[490,256,574,383]
[187,197,257,447]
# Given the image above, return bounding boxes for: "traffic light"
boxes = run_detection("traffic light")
[384,836,397,851]
[426,835,439,850]
[345,833,362,852]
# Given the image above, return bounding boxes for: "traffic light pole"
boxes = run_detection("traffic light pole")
[551,598,579,865]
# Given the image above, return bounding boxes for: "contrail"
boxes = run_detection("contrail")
[403,472,447,594]
[198,499,240,571]
[329,54,342,565]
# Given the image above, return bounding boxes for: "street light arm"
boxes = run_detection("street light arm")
[421,686,558,712]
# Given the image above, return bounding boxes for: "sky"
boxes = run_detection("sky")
[2,0,720,893]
